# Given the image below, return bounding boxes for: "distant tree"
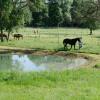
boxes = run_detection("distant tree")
[29,0,48,27]
[48,0,63,26]
[80,0,100,35]
[24,7,32,26]
[60,0,71,26]
[70,0,83,27]
[42,6,49,26]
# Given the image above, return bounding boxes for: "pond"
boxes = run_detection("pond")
[0,53,88,72]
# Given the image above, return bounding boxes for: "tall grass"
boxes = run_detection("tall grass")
[0,69,100,100]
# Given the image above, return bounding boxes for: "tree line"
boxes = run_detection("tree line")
[30,0,100,35]
[0,0,100,42]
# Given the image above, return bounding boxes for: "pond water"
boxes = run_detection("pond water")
[0,54,88,72]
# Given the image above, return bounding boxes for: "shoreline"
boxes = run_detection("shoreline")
[0,46,99,69]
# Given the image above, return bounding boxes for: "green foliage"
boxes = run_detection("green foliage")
[0,0,32,41]
[30,0,48,26]
[0,0,12,29]
[0,0,100,37]
[80,0,100,34]
[48,1,63,26]
[70,0,84,26]
[60,0,71,26]
[29,0,100,32]
[70,0,100,34]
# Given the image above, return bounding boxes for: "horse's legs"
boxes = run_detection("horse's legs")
[63,43,66,50]
[64,45,66,50]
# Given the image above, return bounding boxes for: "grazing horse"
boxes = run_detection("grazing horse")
[13,34,23,40]
[33,30,40,38]
[63,37,82,50]
[0,34,8,41]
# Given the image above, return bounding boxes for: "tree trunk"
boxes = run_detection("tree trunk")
[7,31,10,41]
[89,28,93,35]
[0,28,4,42]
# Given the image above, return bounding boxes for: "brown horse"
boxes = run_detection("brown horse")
[0,34,8,41]
[13,34,23,40]
[63,37,82,50]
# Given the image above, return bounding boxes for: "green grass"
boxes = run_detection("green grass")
[94,63,100,69]
[0,27,100,100]
[0,69,100,100]
[0,27,100,54]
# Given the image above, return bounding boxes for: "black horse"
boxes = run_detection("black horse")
[13,34,23,40]
[63,37,82,50]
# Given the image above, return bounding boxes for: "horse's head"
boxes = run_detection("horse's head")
[77,37,82,49]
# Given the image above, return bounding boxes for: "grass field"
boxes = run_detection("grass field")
[0,69,100,100]
[0,27,100,54]
[0,27,100,100]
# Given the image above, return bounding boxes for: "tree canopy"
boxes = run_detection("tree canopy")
[0,0,100,42]
[0,0,32,41]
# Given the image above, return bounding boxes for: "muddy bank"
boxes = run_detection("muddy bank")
[0,47,91,60]
[0,46,94,59]
[0,46,99,69]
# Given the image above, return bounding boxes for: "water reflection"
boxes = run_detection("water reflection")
[0,54,88,72]
[12,55,46,71]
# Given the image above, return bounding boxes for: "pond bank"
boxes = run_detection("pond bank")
[0,46,99,69]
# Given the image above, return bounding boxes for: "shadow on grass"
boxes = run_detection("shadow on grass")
[95,36,100,38]
[56,47,80,52]
[56,47,71,51]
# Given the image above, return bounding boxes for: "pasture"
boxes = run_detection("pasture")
[0,27,100,54]
[0,69,100,100]
[0,28,100,100]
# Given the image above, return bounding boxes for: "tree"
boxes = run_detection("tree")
[0,0,32,42]
[60,0,71,26]
[48,0,63,26]
[80,0,100,35]
[0,0,13,42]
[6,6,32,40]
[70,0,84,27]
[29,0,48,27]
[70,0,100,34]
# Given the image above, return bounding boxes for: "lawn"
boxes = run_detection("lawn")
[0,27,100,100]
